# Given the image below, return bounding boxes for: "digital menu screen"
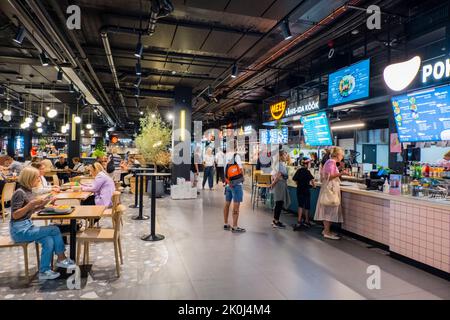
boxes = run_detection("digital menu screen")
[328,59,370,106]
[260,127,288,144]
[301,112,333,146]
[392,84,450,142]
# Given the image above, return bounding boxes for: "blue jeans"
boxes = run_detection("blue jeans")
[10,219,66,273]
[202,166,214,189]
[225,184,243,203]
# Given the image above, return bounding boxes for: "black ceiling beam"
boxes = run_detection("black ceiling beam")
[122,88,174,99]
[96,11,265,37]
[84,46,235,63]
[94,66,216,81]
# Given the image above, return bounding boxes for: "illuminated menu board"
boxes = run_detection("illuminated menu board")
[392,84,450,142]
[328,59,370,106]
[301,112,333,146]
[260,127,288,144]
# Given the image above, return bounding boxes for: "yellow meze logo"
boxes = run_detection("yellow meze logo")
[270,101,286,120]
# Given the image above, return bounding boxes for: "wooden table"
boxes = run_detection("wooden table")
[53,191,92,201]
[32,205,106,260]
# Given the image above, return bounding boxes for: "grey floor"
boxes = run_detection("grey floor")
[0,185,448,300]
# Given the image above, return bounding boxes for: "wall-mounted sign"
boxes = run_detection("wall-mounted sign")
[285,96,320,117]
[244,125,253,135]
[384,55,450,92]
[111,136,119,144]
[383,56,421,91]
[270,101,287,120]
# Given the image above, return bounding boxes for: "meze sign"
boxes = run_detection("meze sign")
[270,101,287,120]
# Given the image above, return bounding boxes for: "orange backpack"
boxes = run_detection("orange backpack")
[225,154,244,185]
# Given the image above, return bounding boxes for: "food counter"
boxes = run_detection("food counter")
[285,166,450,277]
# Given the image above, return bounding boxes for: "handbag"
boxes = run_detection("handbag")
[320,175,340,207]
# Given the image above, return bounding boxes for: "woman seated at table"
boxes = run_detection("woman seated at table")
[121,155,141,188]
[0,156,24,175]
[70,157,85,177]
[9,167,75,280]
[81,162,115,207]
[40,158,54,173]
[31,162,60,194]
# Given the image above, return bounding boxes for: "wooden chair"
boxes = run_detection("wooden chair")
[76,203,124,277]
[52,175,60,186]
[1,182,16,222]
[250,170,262,204]
[252,173,272,210]
[0,236,40,282]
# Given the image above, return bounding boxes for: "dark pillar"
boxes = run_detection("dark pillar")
[7,129,15,157]
[171,86,192,184]
[68,104,81,160]
[23,130,32,159]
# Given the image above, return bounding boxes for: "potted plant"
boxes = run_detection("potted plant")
[135,112,172,172]
[92,139,106,158]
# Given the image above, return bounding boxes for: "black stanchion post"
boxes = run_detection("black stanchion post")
[132,173,149,220]
[142,174,165,241]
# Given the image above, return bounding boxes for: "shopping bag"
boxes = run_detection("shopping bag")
[320,176,340,207]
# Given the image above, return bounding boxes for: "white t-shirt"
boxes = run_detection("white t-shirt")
[215,152,225,167]
[225,153,243,168]
[204,154,215,167]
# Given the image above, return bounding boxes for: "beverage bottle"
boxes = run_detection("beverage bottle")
[423,163,430,178]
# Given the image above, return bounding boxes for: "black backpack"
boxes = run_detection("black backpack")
[106,157,115,173]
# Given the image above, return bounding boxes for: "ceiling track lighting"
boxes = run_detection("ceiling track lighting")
[135,35,143,58]
[69,83,75,93]
[231,63,238,78]
[13,26,26,45]
[135,62,142,76]
[134,87,140,97]
[134,77,142,87]
[57,69,63,82]
[281,19,292,40]
[39,52,50,67]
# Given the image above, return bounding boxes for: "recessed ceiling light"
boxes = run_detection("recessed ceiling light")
[351,29,359,35]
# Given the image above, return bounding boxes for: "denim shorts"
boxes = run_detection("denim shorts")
[224,184,243,203]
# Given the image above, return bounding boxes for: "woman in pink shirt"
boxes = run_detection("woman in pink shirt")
[82,162,115,207]
[315,146,349,240]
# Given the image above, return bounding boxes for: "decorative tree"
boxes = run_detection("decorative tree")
[92,138,106,158]
[135,112,172,170]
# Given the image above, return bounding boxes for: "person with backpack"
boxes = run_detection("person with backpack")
[223,152,246,233]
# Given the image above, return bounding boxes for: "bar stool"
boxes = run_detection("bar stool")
[252,173,272,210]
[250,170,262,204]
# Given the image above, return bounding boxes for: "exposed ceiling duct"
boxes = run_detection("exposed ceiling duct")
[99,0,174,117]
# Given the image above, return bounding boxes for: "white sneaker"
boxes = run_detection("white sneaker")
[39,270,60,280]
[56,258,76,269]
[323,233,340,240]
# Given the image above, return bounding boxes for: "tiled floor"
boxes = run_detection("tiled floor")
[0,185,448,300]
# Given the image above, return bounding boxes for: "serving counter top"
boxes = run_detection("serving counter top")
[337,182,450,211]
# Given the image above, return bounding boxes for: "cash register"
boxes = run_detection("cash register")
[365,171,386,191]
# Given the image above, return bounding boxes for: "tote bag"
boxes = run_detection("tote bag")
[320,176,340,207]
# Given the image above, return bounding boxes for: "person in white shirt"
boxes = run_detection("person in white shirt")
[31,162,60,194]
[70,157,85,176]
[215,148,225,186]
[223,151,245,233]
[202,148,215,190]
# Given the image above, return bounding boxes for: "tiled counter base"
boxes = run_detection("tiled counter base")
[340,188,450,278]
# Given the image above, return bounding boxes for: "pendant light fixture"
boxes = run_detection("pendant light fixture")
[74,99,81,123]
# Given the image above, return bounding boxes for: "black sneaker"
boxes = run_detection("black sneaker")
[302,221,312,228]
[224,224,231,231]
[272,220,286,229]
[293,223,302,231]
[231,227,246,233]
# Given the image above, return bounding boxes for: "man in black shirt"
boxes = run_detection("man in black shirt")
[54,155,70,183]
[292,157,316,231]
